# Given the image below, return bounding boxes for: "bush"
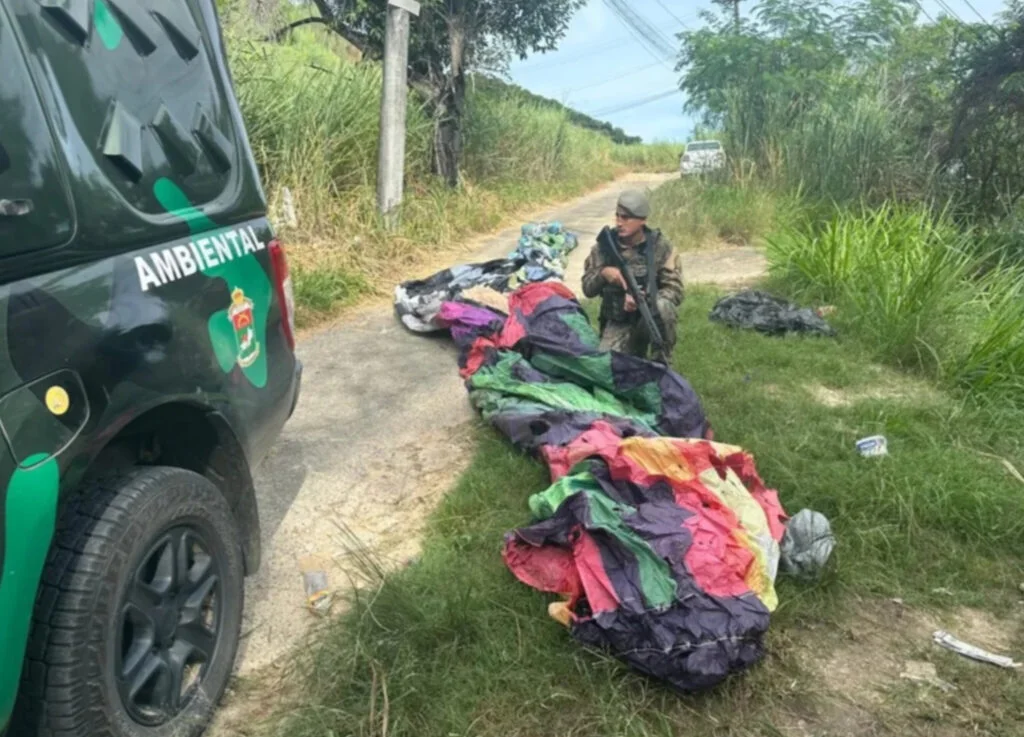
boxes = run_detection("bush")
[767,204,1024,404]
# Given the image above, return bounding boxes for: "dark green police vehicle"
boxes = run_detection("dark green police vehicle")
[0,1,301,734]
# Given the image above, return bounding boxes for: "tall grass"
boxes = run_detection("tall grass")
[778,89,926,205]
[651,177,796,248]
[767,204,1024,404]
[224,29,677,323]
[949,262,1024,398]
[720,80,934,209]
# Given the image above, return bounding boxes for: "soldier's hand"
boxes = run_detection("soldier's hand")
[624,294,637,312]
[601,267,627,289]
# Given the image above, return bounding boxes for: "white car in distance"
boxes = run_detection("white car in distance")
[680,140,726,176]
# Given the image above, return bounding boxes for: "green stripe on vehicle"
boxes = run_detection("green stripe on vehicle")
[154,178,271,388]
[0,454,60,726]
[94,0,124,51]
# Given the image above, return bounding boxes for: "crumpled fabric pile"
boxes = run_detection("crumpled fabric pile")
[399,224,834,693]
[436,282,795,692]
[393,222,578,332]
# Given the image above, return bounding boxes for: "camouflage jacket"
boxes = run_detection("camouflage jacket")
[581,226,684,325]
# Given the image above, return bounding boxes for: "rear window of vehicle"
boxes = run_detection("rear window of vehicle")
[686,141,722,152]
[0,9,75,260]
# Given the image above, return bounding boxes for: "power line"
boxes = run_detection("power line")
[929,0,994,41]
[588,88,681,117]
[601,0,677,62]
[570,60,664,93]
[959,0,995,28]
[518,36,634,69]
[520,2,692,74]
[932,0,967,24]
[603,17,676,71]
[911,0,938,24]
[652,0,692,28]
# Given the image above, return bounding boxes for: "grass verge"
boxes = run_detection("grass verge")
[651,178,797,249]
[259,289,1024,737]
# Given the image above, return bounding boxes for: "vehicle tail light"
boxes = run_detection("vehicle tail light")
[268,239,296,351]
[682,155,691,162]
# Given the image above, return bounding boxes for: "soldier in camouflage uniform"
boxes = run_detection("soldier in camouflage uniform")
[581,190,685,362]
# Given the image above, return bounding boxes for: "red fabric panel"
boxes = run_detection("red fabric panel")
[574,530,620,615]
[541,422,626,481]
[503,538,583,604]
[497,315,527,351]
[682,511,757,599]
[508,281,577,317]
[503,527,620,616]
[460,337,495,379]
[677,441,717,477]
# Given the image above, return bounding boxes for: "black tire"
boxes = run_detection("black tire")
[12,467,244,737]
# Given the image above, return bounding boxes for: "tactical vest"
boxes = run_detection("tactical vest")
[598,229,666,326]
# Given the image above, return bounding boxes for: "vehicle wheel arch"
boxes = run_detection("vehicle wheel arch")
[81,400,261,575]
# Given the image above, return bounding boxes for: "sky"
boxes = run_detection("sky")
[506,0,1013,143]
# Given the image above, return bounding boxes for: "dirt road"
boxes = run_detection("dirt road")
[237,172,766,674]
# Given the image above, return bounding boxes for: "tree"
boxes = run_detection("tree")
[279,0,586,187]
[947,3,1024,215]
[711,0,743,29]
[677,0,921,145]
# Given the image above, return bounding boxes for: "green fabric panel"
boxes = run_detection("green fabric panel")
[559,312,600,348]
[528,468,676,610]
[469,391,555,421]
[623,380,663,418]
[531,350,664,419]
[529,469,603,518]
[469,354,657,429]
[531,351,614,389]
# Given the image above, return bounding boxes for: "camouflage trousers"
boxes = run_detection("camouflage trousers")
[598,297,678,362]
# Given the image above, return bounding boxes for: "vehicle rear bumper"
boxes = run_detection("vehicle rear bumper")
[681,162,724,175]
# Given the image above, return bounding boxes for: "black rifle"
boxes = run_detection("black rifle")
[598,227,670,364]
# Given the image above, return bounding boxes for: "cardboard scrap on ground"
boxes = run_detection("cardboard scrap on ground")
[461,285,509,314]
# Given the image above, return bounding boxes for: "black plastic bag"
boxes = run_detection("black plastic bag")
[709,290,836,337]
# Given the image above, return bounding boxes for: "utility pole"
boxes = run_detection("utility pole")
[712,0,742,30]
[377,0,420,230]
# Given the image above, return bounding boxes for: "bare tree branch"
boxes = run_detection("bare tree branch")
[265,16,329,43]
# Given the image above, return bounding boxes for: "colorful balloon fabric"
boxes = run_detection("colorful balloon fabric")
[432,280,790,692]
[394,222,578,332]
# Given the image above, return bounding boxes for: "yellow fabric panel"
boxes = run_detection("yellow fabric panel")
[698,465,780,611]
[621,437,696,481]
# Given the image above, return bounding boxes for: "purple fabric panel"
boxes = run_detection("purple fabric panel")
[437,301,505,347]
[609,352,709,439]
[571,594,769,692]
[491,411,656,455]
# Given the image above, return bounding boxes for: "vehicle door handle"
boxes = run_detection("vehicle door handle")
[0,199,33,217]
